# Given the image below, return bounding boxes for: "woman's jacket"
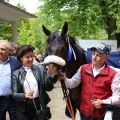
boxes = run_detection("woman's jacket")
[12,64,53,112]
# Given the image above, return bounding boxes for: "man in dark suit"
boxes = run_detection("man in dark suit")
[0,40,22,120]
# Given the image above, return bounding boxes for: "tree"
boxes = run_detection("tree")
[99,0,119,39]
[38,0,120,41]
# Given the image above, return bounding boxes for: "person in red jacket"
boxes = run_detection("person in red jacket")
[58,43,120,120]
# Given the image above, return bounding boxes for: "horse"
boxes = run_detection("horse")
[42,22,87,119]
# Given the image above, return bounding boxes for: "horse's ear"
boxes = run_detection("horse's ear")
[42,25,51,36]
[61,22,68,36]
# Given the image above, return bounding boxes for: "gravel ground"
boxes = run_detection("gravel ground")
[7,81,80,120]
[48,81,80,120]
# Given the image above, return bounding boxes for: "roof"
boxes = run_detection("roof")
[0,1,37,23]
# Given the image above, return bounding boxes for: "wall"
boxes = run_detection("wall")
[78,40,117,52]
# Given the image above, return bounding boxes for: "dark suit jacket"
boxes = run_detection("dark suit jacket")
[8,56,22,95]
[9,56,22,76]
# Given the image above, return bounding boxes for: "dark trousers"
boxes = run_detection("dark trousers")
[80,113,104,120]
[16,97,40,120]
[0,97,16,120]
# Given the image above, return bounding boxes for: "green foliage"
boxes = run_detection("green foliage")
[37,0,120,40]
[15,3,35,46]
[17,19,36,47]
[30,17,46,51]
[0,23,12,41]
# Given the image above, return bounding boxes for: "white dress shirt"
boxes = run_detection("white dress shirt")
[24,67,39,98]
[0,59,12,96]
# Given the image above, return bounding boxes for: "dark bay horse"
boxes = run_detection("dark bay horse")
[42,22,87,119]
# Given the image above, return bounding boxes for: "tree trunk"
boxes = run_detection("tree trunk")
[99,0,117,39]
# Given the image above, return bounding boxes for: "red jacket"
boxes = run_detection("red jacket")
[80,64,116,119]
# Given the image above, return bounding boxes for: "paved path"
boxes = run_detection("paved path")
[48,81,80,120]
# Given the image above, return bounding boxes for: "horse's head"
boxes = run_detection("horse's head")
[42,22,86,83]
[43,22,68,58]
[42,22,70,83]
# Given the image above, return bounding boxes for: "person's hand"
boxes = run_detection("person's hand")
[25,90,34,99]
[58,71,66,81]
[91,99,103,109]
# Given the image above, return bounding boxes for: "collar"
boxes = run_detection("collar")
[0,57,9,64]
[23,66,32,72]
[92,64,105,73]
[85,63,109,76]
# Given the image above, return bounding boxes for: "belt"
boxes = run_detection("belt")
[0,95,12,99]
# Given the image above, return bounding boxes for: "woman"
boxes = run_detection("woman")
[11,45,53,120]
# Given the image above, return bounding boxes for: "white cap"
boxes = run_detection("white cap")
[41,55,66,66]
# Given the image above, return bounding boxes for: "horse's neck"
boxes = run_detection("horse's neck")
[64,43,87,78]
[64,59,81,78]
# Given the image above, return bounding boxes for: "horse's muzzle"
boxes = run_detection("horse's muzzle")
[48,74,58,84]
